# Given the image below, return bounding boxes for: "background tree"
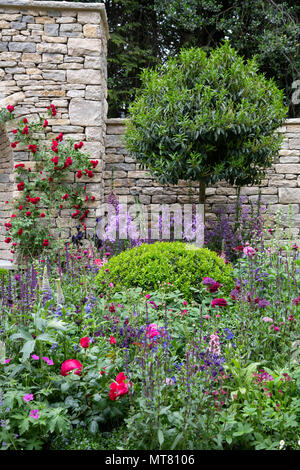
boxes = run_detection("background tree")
[124,43,288,209]
[42,0,300,117]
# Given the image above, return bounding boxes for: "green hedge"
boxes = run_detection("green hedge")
[95,242,234,301]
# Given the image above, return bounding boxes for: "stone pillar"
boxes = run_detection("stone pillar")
[0,0,109,260]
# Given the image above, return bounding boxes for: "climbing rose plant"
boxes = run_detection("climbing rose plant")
[2,104,98,261]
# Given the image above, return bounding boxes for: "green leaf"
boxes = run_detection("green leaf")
[21,340,36,361]
[89,420,98,435]
[158,429,164,446]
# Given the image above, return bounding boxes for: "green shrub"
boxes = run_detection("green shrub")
[0,268,9,280]
[95,241,234,301]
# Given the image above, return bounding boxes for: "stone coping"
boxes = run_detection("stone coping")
[0,0,109,39]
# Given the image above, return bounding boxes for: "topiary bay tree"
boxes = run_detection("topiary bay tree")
[124,42,288,208]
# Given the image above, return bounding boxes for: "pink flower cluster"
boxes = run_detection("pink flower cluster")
[208,332,221,356]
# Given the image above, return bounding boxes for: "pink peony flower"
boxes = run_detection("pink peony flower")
[61,359,83,377]
[243,245,256,258]
[211,298,227,307]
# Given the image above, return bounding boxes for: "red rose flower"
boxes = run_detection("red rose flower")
[43,119,48,128]
[40,213,45,218]
[62,194,69,200]
[26,211,31,216]
[47,104,56,117]
[28,144,38,154]
[84,169,94,178]
[61,359,83,377]
[91,160,98,169]
[15,163,25,169]
[109,335,116,345]
[6,105,14,113]
[42,239,49,246]
[11,141,18,148]
[76,170,83,179]
[74,142,84,150]
[5,237,11,243]
[51,156,59,165]
[17,182,25,191]
[80,336,90,349]
[51,142,59,153]
[17,228,23,235]
[23,118,28,124]
[22,125,29,135]
[12,129,18,134]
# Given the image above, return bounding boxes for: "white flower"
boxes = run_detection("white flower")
[279,440,285,449]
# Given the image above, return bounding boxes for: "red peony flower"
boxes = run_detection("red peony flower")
[80,336,90,348]
[211,298,228,307]
[61,359,83,377]
[208,281,222,293]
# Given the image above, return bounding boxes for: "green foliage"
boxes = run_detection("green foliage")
[95,241,234,301]
[125,42,288,190]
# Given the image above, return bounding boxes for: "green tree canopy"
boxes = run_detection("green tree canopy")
[40,0,300,117]
[124,42,288,200]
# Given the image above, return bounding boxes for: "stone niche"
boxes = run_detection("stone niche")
[0,0,109,262]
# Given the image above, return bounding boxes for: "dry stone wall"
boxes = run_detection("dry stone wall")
[104,118,300,243]
[0,123,13,260]
[0,0,108,261]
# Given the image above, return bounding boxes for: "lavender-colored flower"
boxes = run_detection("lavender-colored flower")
[202,277,216,285]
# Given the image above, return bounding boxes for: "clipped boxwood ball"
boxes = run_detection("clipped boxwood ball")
[95,241,234,301]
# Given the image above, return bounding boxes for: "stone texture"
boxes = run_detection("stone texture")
[68,38,101,56]
[69,99,102,126]
[67,69,101,85]
[279,188,300,204]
